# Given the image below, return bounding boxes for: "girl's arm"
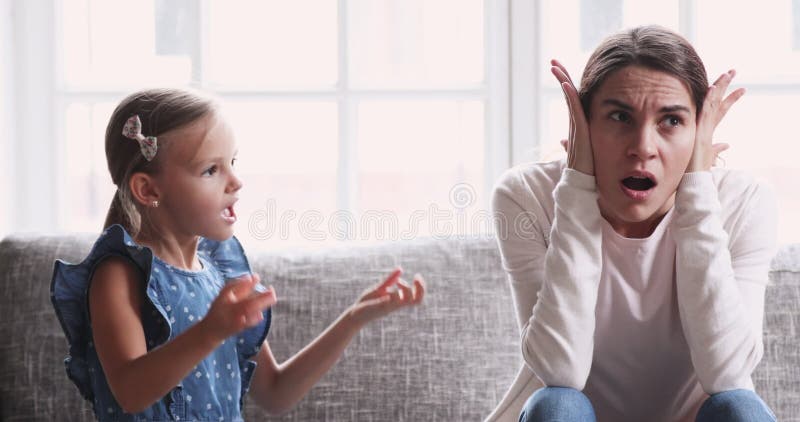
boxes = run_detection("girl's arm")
[249,269,424,415]
[89,256,275,413]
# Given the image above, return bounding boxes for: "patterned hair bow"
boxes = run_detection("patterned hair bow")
[122,115,158,161]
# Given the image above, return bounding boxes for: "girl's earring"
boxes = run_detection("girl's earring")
[152,200,159,208]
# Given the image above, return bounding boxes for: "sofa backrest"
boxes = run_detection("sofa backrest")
[758,244,800,419]
[0,233,520,421]
[0,234,798,420]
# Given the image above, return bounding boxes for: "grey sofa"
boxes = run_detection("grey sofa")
[0,233,798,421]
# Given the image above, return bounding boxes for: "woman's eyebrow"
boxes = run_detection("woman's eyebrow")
[659,105,691,114]
[601,98,690,114]
[601,98,633,110]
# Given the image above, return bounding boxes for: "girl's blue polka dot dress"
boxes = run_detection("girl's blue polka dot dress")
[50,224,271,422]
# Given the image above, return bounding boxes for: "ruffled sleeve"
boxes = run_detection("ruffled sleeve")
[198,235,272,400]
[49,224,170,402]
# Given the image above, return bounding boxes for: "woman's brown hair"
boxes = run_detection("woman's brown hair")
[103,88,217,236]
[578,25,709,118]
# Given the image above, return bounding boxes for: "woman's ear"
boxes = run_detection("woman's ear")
[129,172,161,207]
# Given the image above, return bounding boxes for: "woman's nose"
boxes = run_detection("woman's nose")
[627,126,657,160]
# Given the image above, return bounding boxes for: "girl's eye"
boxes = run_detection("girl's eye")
[609,111,631,123]
[202,165,218,176]
[231,158,237,167]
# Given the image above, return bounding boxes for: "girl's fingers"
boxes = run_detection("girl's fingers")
[395,279,413,302]
[224,278,257,302]
[238,286,277,314]
[412,275,426,304]
[376,267,403,293]
[365,295,394,308]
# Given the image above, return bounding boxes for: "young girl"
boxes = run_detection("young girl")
[51,88,425,421]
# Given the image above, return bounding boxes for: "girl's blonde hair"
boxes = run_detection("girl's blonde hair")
[103,88,217,236]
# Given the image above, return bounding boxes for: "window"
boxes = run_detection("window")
[53,0,508,248]
[5,0,799,245]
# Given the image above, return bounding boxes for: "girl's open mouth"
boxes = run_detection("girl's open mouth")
[221,205,237,223]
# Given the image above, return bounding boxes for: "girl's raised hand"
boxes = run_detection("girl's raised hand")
[551,59,594,176]
[348,267,425,328]
[686,69,745,173]
[202,273,277,344]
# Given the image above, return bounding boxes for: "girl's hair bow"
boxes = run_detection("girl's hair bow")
[122,115,158,161]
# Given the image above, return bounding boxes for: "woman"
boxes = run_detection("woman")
[488,26,777,421]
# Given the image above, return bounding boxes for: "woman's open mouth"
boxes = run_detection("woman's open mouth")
[620,173,656,201]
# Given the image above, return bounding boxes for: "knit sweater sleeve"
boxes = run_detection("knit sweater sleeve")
[672,171,778,394]
[492,167,603,390]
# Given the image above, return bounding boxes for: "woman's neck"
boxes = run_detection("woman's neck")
[598,195,675,239]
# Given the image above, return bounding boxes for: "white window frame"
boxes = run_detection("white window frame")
[9,0,57,234]
[0,0,14,236]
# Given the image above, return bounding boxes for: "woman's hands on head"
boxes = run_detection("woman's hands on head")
[347,267,425,328]
[202,273,276,344]
[687,69,746,173]
[551,59,594,176]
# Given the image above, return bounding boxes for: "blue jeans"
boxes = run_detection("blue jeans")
[518,387,777,422]
[695,389,777,422]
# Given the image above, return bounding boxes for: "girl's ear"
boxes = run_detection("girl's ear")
[129,172,161,207]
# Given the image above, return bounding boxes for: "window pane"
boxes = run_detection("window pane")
[712,92,800,245]
[62,102,117,232]
[538,93,571,162]
[206,0,338,88]
[348,0,484,88]
[540,0,679,88]
[61,0,192,88]
[222,101,339,247]
[696,1,800,84]
[356,100,485,240]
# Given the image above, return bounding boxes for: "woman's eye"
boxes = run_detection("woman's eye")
[609,111,631,123]
[231,158,237,167]
[202,165,218,176]
[662,115,682,127]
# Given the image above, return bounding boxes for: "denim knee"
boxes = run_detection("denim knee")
[519,387,596,422]
[696,389,776,422]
